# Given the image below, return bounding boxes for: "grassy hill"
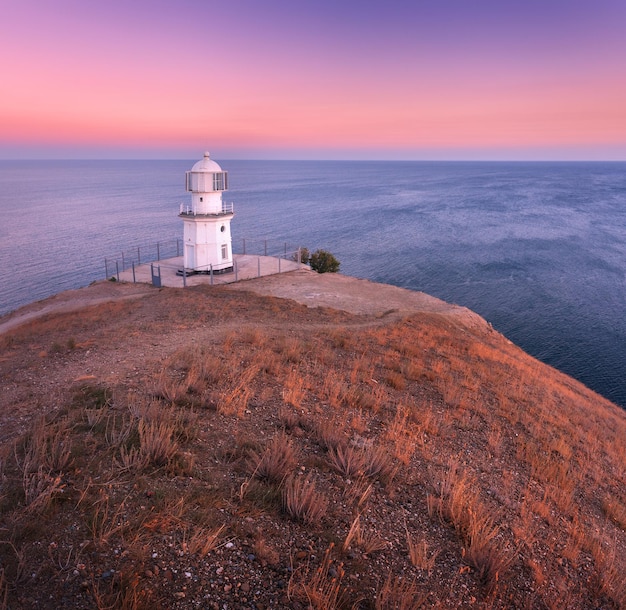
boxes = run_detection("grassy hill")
[0,275,625,609]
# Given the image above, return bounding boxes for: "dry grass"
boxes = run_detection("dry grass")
[185,524,225,557]
[291,544,347,609]
[375,573,428,610]
[1,284,625,609]
[406,531,439,572]
[282,476,328,525]
[248,433,297,484]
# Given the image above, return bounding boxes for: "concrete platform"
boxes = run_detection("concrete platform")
[117,254,305,288]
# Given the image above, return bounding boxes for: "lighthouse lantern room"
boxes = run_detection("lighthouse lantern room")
[180,152,234,273]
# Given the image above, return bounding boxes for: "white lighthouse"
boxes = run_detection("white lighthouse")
[180,152,234,274]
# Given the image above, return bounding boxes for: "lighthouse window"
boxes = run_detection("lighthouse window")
[220,225,225,232]
[221,244,228,259]
[199,197,203,202]
[212,172,227,191]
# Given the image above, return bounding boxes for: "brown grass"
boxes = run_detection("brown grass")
[291,544,347,609]
[248,433,297,484]
[375,573,427,610]
[282,476,328,525]
[1,283,625,609]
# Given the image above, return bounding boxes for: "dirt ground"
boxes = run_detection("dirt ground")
[0,269,485,336]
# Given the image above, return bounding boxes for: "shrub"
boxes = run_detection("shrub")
[282,476,328,525]
[310,249,340,273]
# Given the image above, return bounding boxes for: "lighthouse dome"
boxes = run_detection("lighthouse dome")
[191,151,223,173]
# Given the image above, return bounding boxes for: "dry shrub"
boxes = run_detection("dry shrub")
[343,515,386,554]
[186,524,225,557]
[248,433,296,484]
[15,420,71,512]
[115,445,147,472]
[282,476,328,525]
[156,347,211,404]
[276,335,303,363]
[217,363,259,417]
[384,371,406,390]
[587,534,626,607]
[602,496,626,531]
[327,444,365,478]
[385,404,416,465]
[22,419,72,474]
[278,406,301,430]
[89,489,130,545]
[350,354,374,385]
[375,573,427,610]
[138,419,178,467]
[253,536,280,567]
[463,510,513,588]
[434,461,513,588]
[283,369,306,408]
[21,467,64,513]
[315,418,346,451]
[349,410,369,434]
[362,444,396,482]
[406,532,439,572]
[323,371,348,408]
[359,383,387,413]
[240,326,268,346]
[291,544,347,609]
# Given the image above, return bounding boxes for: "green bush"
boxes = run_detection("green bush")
[309,249,340,273]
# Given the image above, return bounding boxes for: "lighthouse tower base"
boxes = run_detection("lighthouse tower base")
[176,264,233,277]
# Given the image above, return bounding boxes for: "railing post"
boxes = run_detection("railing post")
[297,247,301,264]
[264,240,267,256]
[284,242,287,256]
[177,239,180,257]
[137,246,141,265]
[157,242,160,261]
[121,252,125,270]
[235,259,238,282]
[243,238,246,255]
[210,264,214,285]
[132,262,136,283]
[115,261,120,282]
[183,266,187,288]
[105,258,109,279]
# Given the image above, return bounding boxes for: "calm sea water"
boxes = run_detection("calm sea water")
[1,160,625,408]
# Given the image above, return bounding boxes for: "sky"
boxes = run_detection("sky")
[1,0,626,160]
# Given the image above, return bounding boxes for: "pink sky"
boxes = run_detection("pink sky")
[1,0,626,159]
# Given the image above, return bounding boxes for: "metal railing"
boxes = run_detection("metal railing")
[104,238,182,279]
[234,238,297,258]
[178,202,234,216]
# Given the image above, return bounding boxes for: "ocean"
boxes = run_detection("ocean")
[1,160,625,408]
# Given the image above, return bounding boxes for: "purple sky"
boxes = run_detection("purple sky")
[1,0,625,159]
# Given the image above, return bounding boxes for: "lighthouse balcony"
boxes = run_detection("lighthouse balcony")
[179,202,234,217]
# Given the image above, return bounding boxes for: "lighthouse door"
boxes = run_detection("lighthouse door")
[185,244,195,269]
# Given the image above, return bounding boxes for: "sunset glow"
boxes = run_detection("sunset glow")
[2,0,626,159]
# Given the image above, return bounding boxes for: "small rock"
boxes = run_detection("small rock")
[145,570,154,578]
[241,582,250,593]
[224,583,232,593]
[174,592,186,599]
